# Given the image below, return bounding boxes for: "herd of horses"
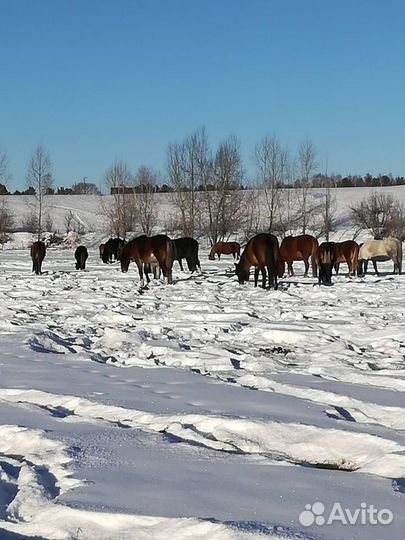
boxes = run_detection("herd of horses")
[29,232,403,288]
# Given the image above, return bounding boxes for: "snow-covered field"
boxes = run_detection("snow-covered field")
[0,242,404,540]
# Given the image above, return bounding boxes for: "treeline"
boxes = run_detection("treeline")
[0,181,101,196]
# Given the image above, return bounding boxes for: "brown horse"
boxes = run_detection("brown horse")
[334,240,359,277]
[30,241,46,275]
[234,233,279,289]
[120,234,174,285]
[317,242,336,285]
[279,234,318,278]
[209,242,240,260]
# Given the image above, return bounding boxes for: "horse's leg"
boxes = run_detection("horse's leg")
[261,267,267,289]
[334,262,340,275]
[303,258,309,278]
[311,253,318,277]
[287,262,294,277]
[254,267,259,287]
[372,260,378,275]
[179,259,184,272]
[137,263,145,287]
[267,264,276,289]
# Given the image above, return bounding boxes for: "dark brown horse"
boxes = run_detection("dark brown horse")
[30,241,46,275]
[120,234,174,285]
[234,233,279,289]
[334,240,359,277]
[209,242,240,260]
[173,237,201,272]
[317,242,336,285]
[102,238,125,264]
[75,245,88,270]
[279,234,318,278]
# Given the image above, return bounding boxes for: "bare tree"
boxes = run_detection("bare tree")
[350,191,405,239]
[201,136,245,244]
[297,138,318,234]
[25,144,53,239]
[134,166,158,235]
[254,135,288,231]
[0,149,11,188]
[101,160,134,238]
[167,128,208,236]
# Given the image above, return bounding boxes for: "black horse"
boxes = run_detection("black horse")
[173,237,201,272]
[75,245,88,270]
[317,242,336,285]
[102,238,125,264]
[30,241,46,275]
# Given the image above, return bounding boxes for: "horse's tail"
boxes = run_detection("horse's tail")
[311,238,318,277]
[352,244,359,276]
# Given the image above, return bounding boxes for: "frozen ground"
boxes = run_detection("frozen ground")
[0,246,404,540]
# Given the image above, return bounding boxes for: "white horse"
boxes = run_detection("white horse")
[358,237,402,275]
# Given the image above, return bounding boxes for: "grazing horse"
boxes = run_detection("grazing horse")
[358,237,402,275]
[317,242,336,285]
[209,242,240,260]
[234,233,279,289]
[334,240,359,277]
[75,245,88,270]
[102,238,125,264]
[121,234,174,285]
[30,241,46,275]
[173,237,201,272]
[278,234,318,278]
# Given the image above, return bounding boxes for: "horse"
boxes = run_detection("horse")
[173,237,201,272]
[120,234,174,285]
[333,240,359,277]
[278,234,318,278]
[358,237,402,275]
[75,245,88,270]
[102,238,125,264]
[316,242,336,285]
[234,233,279,289]
[30,241,46,275]
[209,242,240,260]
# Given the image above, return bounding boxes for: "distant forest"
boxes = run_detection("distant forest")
[1,173,404,196]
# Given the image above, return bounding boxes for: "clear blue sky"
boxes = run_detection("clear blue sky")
[1,0,404,190]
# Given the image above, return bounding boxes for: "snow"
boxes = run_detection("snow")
[0,190,404,539]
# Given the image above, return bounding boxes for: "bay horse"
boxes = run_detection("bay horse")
[317,242,336,285]
[278,234,318,278]
[30,241,46,275]
[358,237,402,275]
[75,245,88,270]
[120,234,174,285]
[334,240,359,277]
[234,233,279,289]
[102,238,125,264]
[209,242,240,260]
[173,237,201,272]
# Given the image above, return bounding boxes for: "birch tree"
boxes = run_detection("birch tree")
[25,145,53,239]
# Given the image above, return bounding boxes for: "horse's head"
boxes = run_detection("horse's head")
[120,256,130,273]
[234,262,249,284]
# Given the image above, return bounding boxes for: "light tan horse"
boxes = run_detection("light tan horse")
[358,237,402,275]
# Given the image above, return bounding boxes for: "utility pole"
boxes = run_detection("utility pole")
[83,176,87,194]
